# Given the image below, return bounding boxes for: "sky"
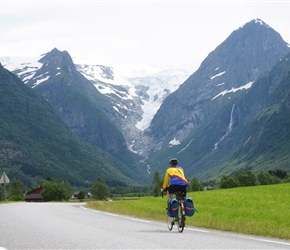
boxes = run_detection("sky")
[1,1,290,71]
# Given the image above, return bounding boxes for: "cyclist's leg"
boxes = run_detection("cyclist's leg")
[164,186,174,200]
[181,186,187,197]
[167,190,173,199]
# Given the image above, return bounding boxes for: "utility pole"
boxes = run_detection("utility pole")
[0,172,10,200]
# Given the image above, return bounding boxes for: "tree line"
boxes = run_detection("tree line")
[0,174,150,202]
[0,176,111,202]
[1,169,289,202]
[151,169,290,196]
[219,169,290,189]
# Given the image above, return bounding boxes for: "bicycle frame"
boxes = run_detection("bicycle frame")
[165,191,186,233]
[175,191,186,232]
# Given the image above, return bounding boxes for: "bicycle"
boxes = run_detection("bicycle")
[162,190,186,233]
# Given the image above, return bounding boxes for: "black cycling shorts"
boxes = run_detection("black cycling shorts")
[165,185,187,196]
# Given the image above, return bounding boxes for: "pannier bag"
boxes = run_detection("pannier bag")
[184,196,195,216]
[167,198,179,217]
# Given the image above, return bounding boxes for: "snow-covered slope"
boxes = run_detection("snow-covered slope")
[72,57,192,131]
[0,56,42,85]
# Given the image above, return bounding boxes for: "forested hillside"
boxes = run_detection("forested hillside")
[0,64,145,189]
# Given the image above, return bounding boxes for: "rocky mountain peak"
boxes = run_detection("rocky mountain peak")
[139,18,290,156]
[39,48,74,69]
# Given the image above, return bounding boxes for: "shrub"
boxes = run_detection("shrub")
[219,175,239,188]
[257,171,280,185]
[191,177,204,191]
[77,190,86,200]
[235,171,259,187]
[90,177,110,200]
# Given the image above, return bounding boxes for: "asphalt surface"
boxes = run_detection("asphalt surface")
[0,202,290,249]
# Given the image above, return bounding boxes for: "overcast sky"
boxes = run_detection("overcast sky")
[1,1,290,70]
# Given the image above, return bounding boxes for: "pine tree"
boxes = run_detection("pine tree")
[152,170,162,197]
[190,177,203,191]
[10,177,24,201]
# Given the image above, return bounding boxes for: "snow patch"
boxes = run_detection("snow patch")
[32,75,50,88]
[113,106,120,113]
[212,81,254,100]
[169,138,181,147]
[211,71,225,80]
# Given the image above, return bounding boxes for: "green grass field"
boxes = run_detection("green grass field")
[87,183,290,240]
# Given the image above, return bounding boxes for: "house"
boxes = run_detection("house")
[71,191,91,199]
[25,187,44,202]
[72,191,79,199]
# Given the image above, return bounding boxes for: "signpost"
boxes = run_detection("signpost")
[0,172,10,200]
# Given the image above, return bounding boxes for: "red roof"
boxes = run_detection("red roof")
[25,187,43,202]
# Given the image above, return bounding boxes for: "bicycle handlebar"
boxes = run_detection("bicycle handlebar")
[161,188,166,198]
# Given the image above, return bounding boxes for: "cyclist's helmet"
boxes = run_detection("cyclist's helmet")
[169,158,178,166]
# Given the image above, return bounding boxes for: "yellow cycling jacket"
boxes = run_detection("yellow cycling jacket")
[162,166,189,190]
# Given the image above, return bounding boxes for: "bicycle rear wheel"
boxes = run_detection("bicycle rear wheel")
[167,215,174,230]
[177,204,185,233]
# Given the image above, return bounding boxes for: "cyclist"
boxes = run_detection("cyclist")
[161,158,189,200]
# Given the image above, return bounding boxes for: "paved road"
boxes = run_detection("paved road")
[0,202,290,249]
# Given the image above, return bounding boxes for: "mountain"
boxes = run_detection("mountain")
[2,18,290,184]
[1,50,191,175]
[141,18,290,156]
[145,19,290,180]
[26,49,127,155]
[0,64,142,188]
[1,48,151,184]
[161,51,290,181]
[0,51,191,156]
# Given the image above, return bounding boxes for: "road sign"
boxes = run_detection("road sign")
[0,172,10,184]
[0,172,10,200]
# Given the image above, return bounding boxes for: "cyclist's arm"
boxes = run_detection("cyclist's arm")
[162,169,170,190]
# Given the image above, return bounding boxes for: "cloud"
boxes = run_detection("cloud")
[1,1,290,67]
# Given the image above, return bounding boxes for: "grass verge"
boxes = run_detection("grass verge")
[87,183,290,240]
